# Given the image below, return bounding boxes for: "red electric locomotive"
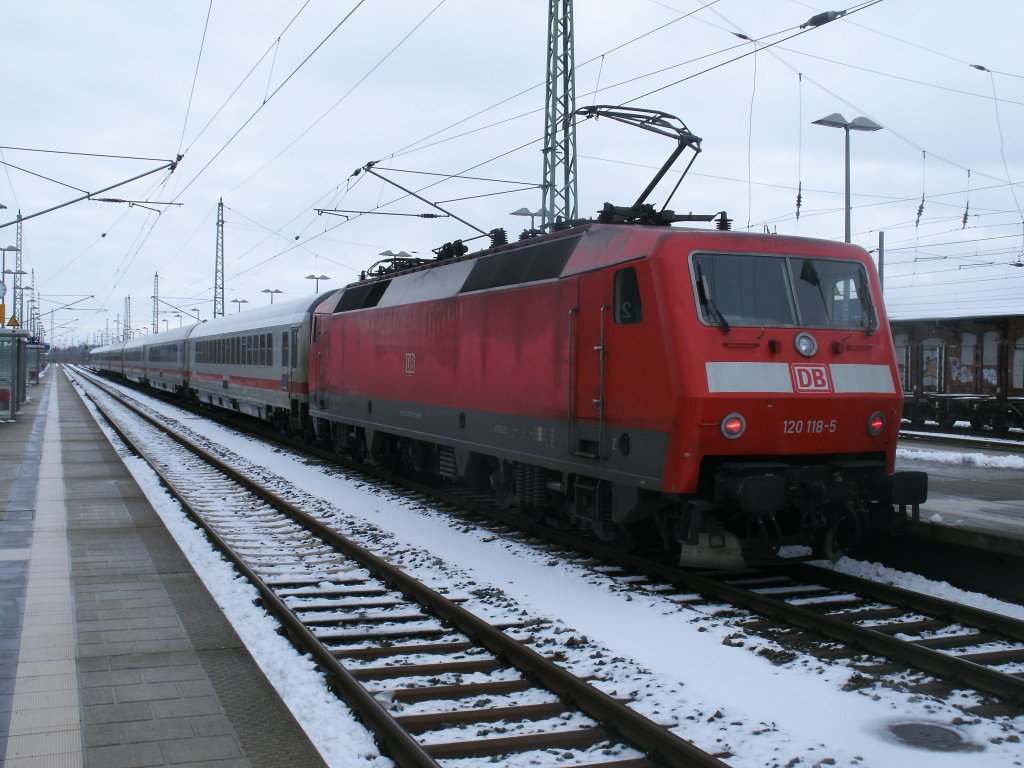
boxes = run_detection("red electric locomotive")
[308,221,927,566]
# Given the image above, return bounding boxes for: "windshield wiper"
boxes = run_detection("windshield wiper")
[696,264,730,333]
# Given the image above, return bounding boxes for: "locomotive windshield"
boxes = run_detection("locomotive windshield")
[692,252,876,331]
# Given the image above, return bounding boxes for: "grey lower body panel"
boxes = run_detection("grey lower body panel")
[311,393,670,490]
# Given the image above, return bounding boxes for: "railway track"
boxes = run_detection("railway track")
[68,367,730,768]
[451,499,1024,716]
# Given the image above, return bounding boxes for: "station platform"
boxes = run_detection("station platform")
[0,370,327,767]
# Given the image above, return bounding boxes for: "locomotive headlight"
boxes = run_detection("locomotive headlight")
[721,412,746,439]
[867,411,886,436]
[794,332,818,358]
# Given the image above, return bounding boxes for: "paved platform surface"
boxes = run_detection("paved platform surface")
[1,370,328,767]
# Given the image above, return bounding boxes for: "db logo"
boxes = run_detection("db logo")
[791,364,832,393]
[405,352,416,375]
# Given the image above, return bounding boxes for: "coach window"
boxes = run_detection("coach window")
[893,333,909,389]
[290,328,299,369]
[614,267,643,325]
[921,338,945,393]
[982,331,999,366]
[281,332,289,367]
[983,331,999,386]
[1013,339,1024,390]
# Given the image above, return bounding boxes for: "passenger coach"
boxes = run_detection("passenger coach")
[189,293,330,433]
[88,340,128,378]
[144,324,194,395]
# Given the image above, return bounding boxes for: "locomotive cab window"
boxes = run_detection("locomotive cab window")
[692,252,877,330]
[614,267,643,325]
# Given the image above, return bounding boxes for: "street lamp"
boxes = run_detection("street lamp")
[231,298,249,313]
[0,246,20,325]
[262,288,283,304]
[812,113,883,243]
[174,313,182,327]
[511,207,542,232]
[305,274,329,292]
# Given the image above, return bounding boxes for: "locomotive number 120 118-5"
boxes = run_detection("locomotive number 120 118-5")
[783,418,838,434]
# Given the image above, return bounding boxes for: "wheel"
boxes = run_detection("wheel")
[812,510,862,562]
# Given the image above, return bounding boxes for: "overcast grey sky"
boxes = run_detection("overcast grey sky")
[2,0,1022,345]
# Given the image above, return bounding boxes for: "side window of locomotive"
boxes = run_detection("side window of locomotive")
[614,267,643,325]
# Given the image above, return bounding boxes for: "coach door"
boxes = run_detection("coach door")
[570,271,610,458]
[313,316,328,410]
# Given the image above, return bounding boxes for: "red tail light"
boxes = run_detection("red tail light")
[721,413,746,439]
[868,411,886,436]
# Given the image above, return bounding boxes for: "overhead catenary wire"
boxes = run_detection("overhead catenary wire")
[171,0,369,202]
[176,0,214,157]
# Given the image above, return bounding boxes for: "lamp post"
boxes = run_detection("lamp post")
[22,286,33,336]
[174,313,182,327]
[812,113,883,243]
[262,288,282,304]
[511,207,542,232]
[305,274,329,293]
[230,298,248,313]
[0,245,20,325]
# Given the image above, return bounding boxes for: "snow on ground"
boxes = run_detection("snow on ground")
[897,446,1024,470]
[72,372,1024,767]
